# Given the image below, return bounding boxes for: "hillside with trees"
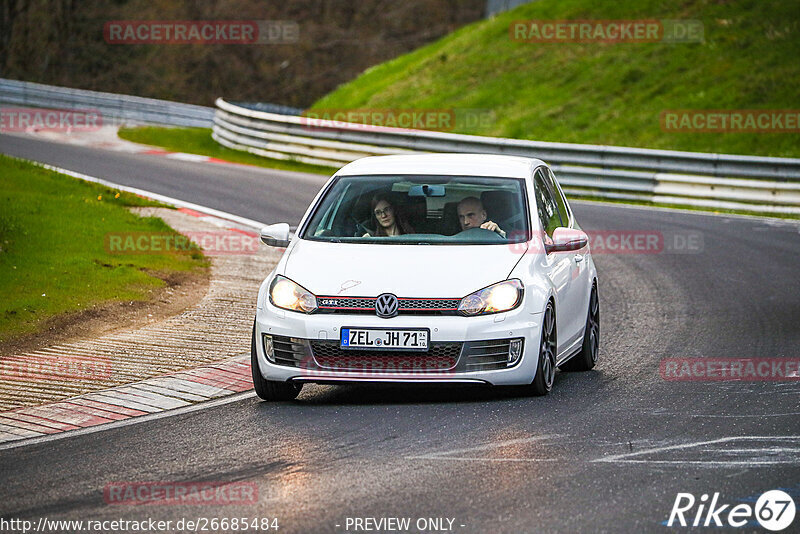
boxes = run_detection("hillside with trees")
[0,0,483,107]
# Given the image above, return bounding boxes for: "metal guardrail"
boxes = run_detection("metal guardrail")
[213,98,800,214]
[0,78,214,128]
[229,101,304,117]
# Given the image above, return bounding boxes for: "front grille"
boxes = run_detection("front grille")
[397,298,460,311]
[462,339,515,371]
[310,341,463,372]
[317,296,460,315]
[319,297,375,310]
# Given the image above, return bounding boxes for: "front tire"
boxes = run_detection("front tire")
[560,284,599,372]
[529,302,556,396]
[251,322,302,401]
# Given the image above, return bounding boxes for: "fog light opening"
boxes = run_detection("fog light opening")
[262,334,275,362]
[508,338,523,365]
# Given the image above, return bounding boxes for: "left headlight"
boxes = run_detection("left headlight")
[269,275,317,313]
[458,279,523,316]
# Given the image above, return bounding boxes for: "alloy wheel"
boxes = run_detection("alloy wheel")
[587,288,600,364]
[540,305,557,389]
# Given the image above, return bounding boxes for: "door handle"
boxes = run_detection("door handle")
[574,254,584,263]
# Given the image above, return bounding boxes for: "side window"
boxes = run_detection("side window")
[312,183,351,235]
[546,168,571,227]
[533,169,563,237]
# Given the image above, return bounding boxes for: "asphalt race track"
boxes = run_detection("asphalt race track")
[1,133,799,533]
[0,134,329,226]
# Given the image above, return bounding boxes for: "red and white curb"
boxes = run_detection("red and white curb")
[141,148,234,165]
[0,355,253,446]
[11,126,255,167]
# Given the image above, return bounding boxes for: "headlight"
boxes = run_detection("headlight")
[458,279,523,316]
[269,275,317,313]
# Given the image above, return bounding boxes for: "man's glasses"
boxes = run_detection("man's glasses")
[374,206,394,217]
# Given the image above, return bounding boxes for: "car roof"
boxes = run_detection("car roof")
[335,154,547,179]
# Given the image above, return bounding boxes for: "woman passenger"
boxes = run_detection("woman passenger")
[364,193,415,237]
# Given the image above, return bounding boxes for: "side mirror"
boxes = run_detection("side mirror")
[260,223,291,247]
[546,227,588,253]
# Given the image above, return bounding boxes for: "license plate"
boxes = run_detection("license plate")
[340,328,429,351]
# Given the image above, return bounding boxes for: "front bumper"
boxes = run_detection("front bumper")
[254,302,544,386]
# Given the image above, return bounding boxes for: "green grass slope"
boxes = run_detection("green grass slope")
[0,156,208,342]
[312,0,800,157]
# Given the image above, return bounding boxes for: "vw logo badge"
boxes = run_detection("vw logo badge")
[375,293,399,318]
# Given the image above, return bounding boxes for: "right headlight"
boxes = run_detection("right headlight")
[458,279,523,316]
[269,275,317,313]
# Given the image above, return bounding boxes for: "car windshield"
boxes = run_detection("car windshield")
[301,174,529,245]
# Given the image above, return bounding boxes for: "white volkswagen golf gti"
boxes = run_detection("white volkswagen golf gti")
[252,154,599,400]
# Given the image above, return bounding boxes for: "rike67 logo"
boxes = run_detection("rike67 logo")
[667,490,796,531]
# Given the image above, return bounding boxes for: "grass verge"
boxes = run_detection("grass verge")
[0,155,209,343]
[118,126,335,175]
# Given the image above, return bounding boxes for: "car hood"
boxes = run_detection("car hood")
[283,239,526,298]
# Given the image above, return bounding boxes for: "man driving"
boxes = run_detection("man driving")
[457,196,506,238]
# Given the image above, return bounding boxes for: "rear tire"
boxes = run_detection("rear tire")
[529,302,556,396]
[251,321,302,401]
[560,284,599,372]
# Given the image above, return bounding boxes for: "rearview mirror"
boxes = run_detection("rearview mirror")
[546,227,588,253]
[408,184,446,197]
[260,223,291,247]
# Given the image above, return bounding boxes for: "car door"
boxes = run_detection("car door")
[544,167,589,352]
[532,168,574,356]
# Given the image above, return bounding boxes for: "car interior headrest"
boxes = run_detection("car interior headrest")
[441,202,461,236]
[480,190,515,223]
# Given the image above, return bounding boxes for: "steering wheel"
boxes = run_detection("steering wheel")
[349,214,372,237]
[454,227,505,241]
